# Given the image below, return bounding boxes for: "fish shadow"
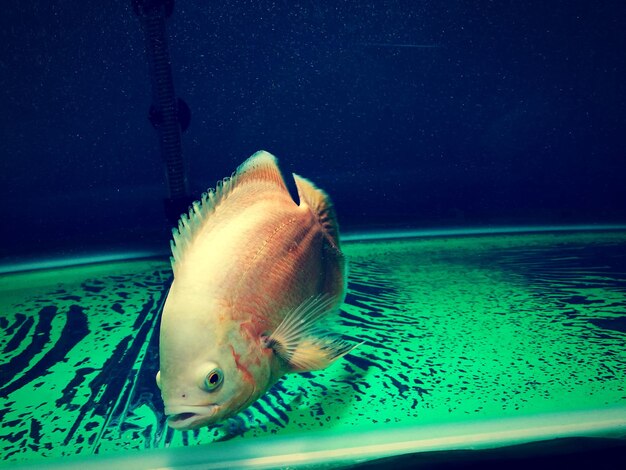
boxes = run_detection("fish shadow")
[214,360,373,441]
[286,358,374,429]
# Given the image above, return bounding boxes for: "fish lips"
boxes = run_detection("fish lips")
[164,404,219,430]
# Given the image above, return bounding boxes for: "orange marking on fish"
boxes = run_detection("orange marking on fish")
[239,321,264,366]
[230,345,255,384]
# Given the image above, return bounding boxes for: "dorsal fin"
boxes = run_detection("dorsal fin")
[293,173,341,249]
[170,150,288,275]
[235,150,288,192]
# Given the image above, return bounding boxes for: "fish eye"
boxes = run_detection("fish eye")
[204,368,223,391]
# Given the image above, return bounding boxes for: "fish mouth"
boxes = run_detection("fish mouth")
[165,404,219,430]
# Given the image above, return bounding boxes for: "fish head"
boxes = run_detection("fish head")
[156,290,275,430]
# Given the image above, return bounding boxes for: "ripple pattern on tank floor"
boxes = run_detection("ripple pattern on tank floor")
[1,231,625,463]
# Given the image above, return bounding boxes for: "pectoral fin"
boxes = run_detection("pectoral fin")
[266,294,361,372]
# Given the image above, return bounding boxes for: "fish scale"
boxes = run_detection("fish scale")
[157,151,355,430]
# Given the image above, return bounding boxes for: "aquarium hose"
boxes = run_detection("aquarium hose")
[133,0,194,225]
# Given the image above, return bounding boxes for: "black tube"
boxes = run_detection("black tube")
[134,0,193,224]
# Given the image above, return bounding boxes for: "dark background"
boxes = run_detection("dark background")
[1,0,625,259]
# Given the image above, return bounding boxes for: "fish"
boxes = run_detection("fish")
[156,150,359,430]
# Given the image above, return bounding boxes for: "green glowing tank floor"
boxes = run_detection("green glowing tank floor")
[1,230,625,465]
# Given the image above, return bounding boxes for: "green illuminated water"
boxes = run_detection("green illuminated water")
[1,230,625,465]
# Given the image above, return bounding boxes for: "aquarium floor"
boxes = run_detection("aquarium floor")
[1,230,626,467]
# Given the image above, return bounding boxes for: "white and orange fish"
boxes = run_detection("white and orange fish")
[156,150,359,430]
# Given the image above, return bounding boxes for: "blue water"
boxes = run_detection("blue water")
[1,0,625,260]
[1,1,626,467]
